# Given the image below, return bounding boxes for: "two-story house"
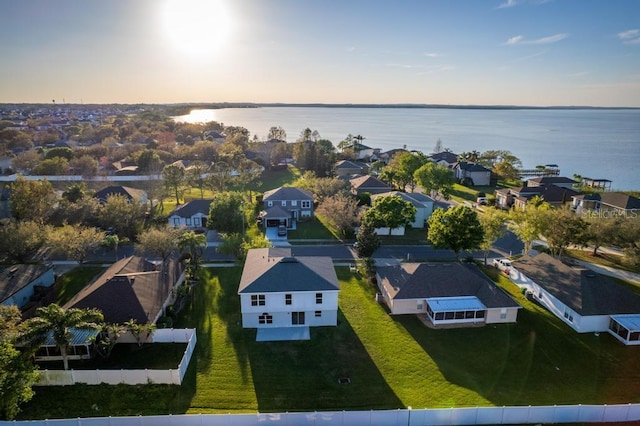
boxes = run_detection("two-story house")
[261,186,314,231]
[238,248,340,341]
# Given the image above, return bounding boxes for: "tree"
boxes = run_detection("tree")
[70,155,98,177]
[162,164,187,205]
[186,161,210,199]
[479,208,508,265]
[267,126,287,141]
[12,150,42,174]
[44,147,73,160]
[363,195,416,235]
[124,319,156,348]
[234,159,263,199]
[10,176,56,223]
[98,194,147,241]
[355,220,380,257]
[316,193,361,238]
[135,227,181,262]
[383,151,428,191]
[508,199,552,255]
[92,323,125,359]
[136,149,163,174]
[206,160,234,193]
[26,304,103,370]
[584,215,621,256]
[413,162,455,199]
[32,157,69,175]
[427,206,484,260]
[542,208,588,257]
[46,224,105,264]
[62,182,87,203]
[208,191,246,234]
[0,220,47,262]
[0,306,38,420]
[493,161,520,182]
[177,230,207,269]
[102,234,120,261]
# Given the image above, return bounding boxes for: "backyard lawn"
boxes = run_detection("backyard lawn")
[18,264,640,420]
[54,266,104,306]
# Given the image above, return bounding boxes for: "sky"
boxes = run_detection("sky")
[0,0,639,107]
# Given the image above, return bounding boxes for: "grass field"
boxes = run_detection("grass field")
[54,267,105,306]
[18,263,640,420]
[566,248,640,274]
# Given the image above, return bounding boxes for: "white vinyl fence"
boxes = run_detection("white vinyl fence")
[35,329,196,386]
[3,404,640,426]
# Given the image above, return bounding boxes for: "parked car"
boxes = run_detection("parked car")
[277,225,287,237]
[492,258,512,272]
[476,196,488,205]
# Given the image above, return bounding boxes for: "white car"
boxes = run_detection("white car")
[492,258,512,272]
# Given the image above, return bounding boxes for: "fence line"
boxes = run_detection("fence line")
[35,329,196,387]
[3,404,639,425]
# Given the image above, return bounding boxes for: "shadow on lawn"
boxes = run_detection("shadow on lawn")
[246,310,403,412]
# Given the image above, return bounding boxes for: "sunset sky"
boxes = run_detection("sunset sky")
[1,0,639,106]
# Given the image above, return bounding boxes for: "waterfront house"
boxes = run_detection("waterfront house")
[452,162,492,186]
[0,264,55,309]
[261,186,314,231]
[370,191,434,229]
[168,199,213,229]
[571,192,640,217]
[376,263,520,327]
[378,148,409,165]
[64,256,184,325]
[527,176,578,189]
[509,253,640,345]
[495,185,579,210]
[238,248,340,341]
[349,175,392,195]
[428,151,459,168]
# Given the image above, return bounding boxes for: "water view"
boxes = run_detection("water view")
[175,107,640,190]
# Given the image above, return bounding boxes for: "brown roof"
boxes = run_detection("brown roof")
[349,175,391,190]
[64,256,181,324]
[376,263,519,309]
[511,253,640,316]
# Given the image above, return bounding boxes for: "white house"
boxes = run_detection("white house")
[168,199,213,229]
[0,264,55,308]
[238,248,340,341]
[376,263,521,327]
[452,162,492,186]
[371,191,434,229]
[509,253,640,345]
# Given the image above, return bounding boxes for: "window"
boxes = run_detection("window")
[292,311,305,325]
[564,309,573,322]
[285,294,292,305]
[315,311,321,317]
[292,200,298,206]
[258,313,273,324]
[251,294,265,306]
[500,308,508,320]
[315,293,323,304]
[173,218,180,226]
[186,218,192,226]
[267,201,273,207]
[301,200,311,209]
[281,200,287,206]
[417,302,423,311]
[194,217,200,227]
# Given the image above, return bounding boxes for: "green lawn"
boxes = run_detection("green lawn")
[18,264,640,420]
[448,184,497,204]
[287,216,338,241]
[566,248,640,274]
[54,267,105,306]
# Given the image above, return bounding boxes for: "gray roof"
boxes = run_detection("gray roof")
[453,162,491,173]
[349,175,391,189]
[0,264,52,303]
[169,199,213,218]
[376,263,519,309]
[335,160,367,170]
[261,205,291,219]
[263,186,313,201]
[238,248,339,294]
[511,253,640,316]
[573,192,640,210]
[65,256,181,324]
[429,152,458,164]
[94,186,147,203]
[528,176,578,185]
[372,191,434,207]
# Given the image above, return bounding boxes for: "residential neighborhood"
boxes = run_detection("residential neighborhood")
[0,104,639,423]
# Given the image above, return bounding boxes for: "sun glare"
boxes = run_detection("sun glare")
[162,0,232,58]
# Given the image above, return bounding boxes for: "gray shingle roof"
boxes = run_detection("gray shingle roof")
[0,264,52,303]
[238,248,339,294]
[349,175,391,189]
[263,186,313,201]
[511,253,640,315]
[371,191,434,207]
[376,263,519,308]
[453,162,491,172]
[169,199,213,218]
[94,186,147,203]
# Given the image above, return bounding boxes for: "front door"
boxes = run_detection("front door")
[201,217,207,228]
[292,311,305,325]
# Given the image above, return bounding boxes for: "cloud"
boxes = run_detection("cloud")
[496,0,551,9]
[497,0,518,8]
[618,29,640,45]
[504,33,568,45]
[423,52,440,58]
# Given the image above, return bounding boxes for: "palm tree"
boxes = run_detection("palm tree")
[178,231,207,270]
[26,304,103,370]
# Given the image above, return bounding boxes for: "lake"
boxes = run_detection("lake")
[173,107,640,190]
